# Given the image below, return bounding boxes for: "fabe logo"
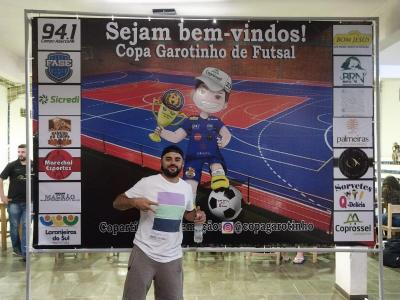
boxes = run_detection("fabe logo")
[45,52,73,83]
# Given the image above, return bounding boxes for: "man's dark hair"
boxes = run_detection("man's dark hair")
[18,144,26,149]
[161,145,184,159]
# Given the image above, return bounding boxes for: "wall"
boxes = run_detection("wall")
[380,78,400,160]
[0,84,8,170]
[0,88,26,171]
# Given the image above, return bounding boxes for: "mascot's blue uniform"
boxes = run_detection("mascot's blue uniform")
[181,115,227,182]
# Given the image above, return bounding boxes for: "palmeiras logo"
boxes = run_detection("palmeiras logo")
[45,52,73,83]
[338,148,370,179]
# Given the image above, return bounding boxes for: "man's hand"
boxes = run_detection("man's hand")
[0,195,9,205]
[133,198,159,213]
[194,206,206,224]
[113,194,158,212]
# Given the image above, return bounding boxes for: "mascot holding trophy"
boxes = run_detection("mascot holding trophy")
[148,89,186,142]
[152,67,232,200]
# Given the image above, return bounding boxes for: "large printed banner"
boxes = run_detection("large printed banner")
[31,16,376,248]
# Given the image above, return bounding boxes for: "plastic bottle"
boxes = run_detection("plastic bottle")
[194,223,203,243]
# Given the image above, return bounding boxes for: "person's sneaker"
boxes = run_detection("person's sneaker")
[12,250,22,257]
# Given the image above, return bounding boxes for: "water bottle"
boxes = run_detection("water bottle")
[194,223,203,243]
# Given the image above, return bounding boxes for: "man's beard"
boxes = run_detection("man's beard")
[18,156,26,162]
[161,165,181,178]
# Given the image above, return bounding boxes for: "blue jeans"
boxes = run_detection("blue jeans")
[382,213,400,227]
[7,202,26,257]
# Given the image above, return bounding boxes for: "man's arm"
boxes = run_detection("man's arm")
[184,206,206,223]
[0,178,9,204]
[113,194,158,212]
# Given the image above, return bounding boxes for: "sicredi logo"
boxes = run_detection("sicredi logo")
[39,93,80,104]
[335,213,372,234]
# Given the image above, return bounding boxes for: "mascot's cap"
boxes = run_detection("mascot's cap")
[196,67,232,93]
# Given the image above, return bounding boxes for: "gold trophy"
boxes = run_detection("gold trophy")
[149,89,186,142]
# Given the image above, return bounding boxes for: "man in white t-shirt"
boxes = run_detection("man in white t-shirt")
[113,145,206,300]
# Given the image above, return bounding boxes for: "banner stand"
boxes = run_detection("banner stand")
[24,10,384,300]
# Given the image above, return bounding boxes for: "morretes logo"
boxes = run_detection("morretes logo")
[45,52,73,83]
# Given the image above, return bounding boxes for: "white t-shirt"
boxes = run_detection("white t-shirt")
[125,174,194,263]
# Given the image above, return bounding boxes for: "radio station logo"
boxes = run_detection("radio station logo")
[334,30,372,48]
[339,56,367,85]
[338,148,370,179]
[39,214,79,227]
[48,117,72,147]
[45,52,73,83]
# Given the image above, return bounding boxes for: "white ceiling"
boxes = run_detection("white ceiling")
[1,0,400,81]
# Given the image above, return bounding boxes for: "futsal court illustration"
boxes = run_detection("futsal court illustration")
[79,70,334,232]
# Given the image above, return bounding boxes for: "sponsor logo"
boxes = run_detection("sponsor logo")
[48,117,72,147]
[43,192,78,202]
[43,149,74,179]
[184,167,196,179]
[339,56,367,85]
[338,148,370,179]
[39,214,79,227]
[194,133,202,141]
[45,52,73,83]
[335,213,372,234]
[39,94,49,104]
[222,222,234,234]
[333,31,372,47]
[335,182,372,209]
[39,93,80,105]
[39,21,79,45]
[336,118,370,144]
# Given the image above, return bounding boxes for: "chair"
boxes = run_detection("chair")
[382,203,400,239]
[0,203,9,250]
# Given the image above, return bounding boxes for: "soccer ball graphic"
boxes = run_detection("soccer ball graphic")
[208,186,242,220]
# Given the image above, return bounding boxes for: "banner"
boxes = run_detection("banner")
[32,16,376,248]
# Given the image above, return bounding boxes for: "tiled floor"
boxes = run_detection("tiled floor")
[0,247,399,300]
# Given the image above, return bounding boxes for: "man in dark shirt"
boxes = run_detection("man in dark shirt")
[0,144,27,260]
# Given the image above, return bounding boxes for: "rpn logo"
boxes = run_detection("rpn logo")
[39,94,49,104]
[45,52,73,83]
